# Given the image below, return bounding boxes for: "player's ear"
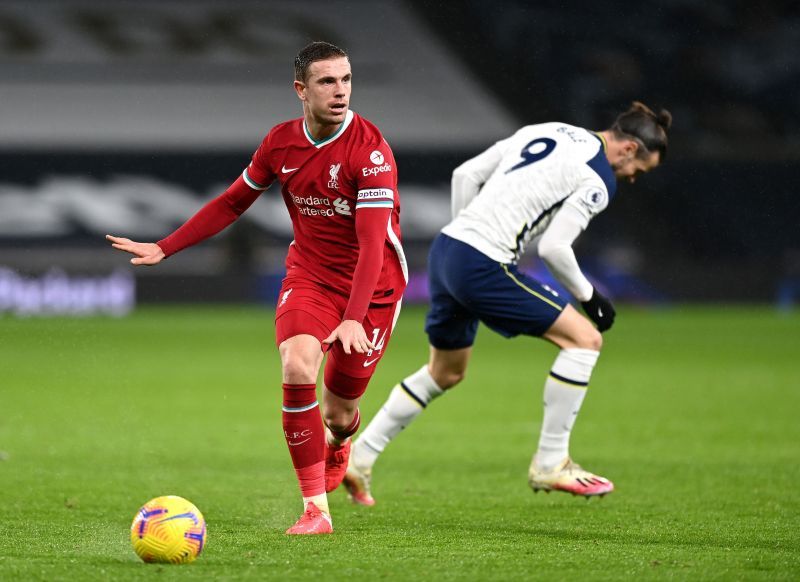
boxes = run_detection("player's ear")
[623,139,639,159]
[293,80,307,101]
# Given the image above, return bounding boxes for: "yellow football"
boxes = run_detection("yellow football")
[130,495,206,564]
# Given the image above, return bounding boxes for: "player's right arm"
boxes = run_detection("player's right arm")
[536,203,594,301]
[537,181,616,331]
[155,173,268,257]
[105,235,166,266]
[107,135,276,265]
[106,175,266,265]
[450,140,506,218]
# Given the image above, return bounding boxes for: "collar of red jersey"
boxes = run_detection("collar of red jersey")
[303,109,355,148]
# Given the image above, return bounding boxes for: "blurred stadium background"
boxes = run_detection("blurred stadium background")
[2,0,798,316]
[2,3,799,578]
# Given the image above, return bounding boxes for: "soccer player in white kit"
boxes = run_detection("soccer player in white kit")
[341,102,672,504]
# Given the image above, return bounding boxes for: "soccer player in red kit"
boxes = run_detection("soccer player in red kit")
[106,42,407,535]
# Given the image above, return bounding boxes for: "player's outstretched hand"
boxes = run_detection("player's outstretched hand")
[106,235,166,266]
[322,320,375,355]
[580,288,616,332]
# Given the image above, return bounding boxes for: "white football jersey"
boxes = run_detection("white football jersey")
[442,122,617,264]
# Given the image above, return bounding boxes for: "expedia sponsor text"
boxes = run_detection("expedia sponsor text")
[362,164,392,177]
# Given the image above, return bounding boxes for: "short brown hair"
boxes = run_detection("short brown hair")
[294,41,348,82]
[611,101,672,161]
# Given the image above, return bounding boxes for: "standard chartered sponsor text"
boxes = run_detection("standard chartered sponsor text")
[291,192,352,217]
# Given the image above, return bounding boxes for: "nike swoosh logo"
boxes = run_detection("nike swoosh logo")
[288,438,311,446]
[363,357,380,367]
[282,165,299,174]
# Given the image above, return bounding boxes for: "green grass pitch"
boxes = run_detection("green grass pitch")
[1,305,798,580]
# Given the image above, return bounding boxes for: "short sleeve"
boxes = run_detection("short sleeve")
[352,139,397,210]
[354,140,397,189]
[242,132,276,191]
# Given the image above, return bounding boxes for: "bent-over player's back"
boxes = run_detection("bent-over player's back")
[442,122,615,264]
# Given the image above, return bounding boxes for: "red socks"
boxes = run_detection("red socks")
[282,383,325,497]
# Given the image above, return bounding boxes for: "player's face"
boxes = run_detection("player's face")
[612,149,660,184]
[295,57,352,129]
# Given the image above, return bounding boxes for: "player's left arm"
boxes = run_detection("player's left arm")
[322,140,396,354]
[451,139,506,218]
[323,204,392,354]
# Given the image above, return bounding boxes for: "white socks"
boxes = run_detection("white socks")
[351,350,600,475]
[352,365,444,471]
[534,348,600,471]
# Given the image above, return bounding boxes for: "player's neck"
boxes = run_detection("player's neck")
[304,115,343,143]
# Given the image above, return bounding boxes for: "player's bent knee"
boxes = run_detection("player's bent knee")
[279,339,323,384]
[550,312,604,351]
[433,370,465,390]
[280,353,319,384]
[428,348,470,389]
[579,327,603,351]
[322,409,355,433]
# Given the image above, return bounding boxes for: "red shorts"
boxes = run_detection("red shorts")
[274,276,402,400]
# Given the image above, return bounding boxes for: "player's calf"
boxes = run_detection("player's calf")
[324,437,352,493]
[323,411,360,492]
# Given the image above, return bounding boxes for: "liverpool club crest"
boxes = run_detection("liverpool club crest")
[328,162,341,189]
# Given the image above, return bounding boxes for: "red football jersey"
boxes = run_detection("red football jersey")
[243,110,407,306]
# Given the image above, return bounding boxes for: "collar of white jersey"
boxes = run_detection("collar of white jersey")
[593,131,608,153]
[303,109,354,148]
